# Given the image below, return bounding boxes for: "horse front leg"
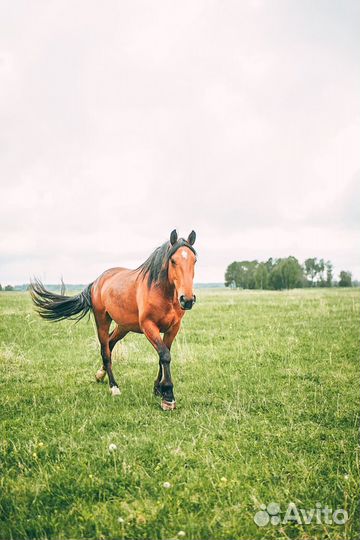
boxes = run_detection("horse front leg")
[142,320,180,410]
[154,322,181,397]
[153,359,163,397]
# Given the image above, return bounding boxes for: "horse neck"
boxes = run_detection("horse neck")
[159,275,176,302]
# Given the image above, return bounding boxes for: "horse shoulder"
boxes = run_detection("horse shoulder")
[138,286,183,333]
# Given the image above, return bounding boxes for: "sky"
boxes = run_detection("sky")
[0,0,359,284]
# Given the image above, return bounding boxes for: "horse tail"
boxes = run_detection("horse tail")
[29,279,93,322]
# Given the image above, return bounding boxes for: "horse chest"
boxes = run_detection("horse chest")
[156,306,183,334]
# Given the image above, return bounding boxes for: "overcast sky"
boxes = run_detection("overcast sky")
[0,0,359,284]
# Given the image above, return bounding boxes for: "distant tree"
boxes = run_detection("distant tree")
[338,271,352,287]
[304,258,320,286]
[0,284,2,291]
[265,257,274,272]
[268,260,282,290]
[4,285,14,291]
[225,256,336,290]
[325,260,333,287]
[254,262,269,289]
[225,262,240,288]
[237,260,258,289]
[282,256,304,289]
[225,260,259,288]
[269,257,303,290]
[317,258,326,287]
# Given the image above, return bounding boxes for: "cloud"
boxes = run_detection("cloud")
[0,0,359,283]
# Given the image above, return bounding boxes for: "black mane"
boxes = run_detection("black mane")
[137,239,196,288]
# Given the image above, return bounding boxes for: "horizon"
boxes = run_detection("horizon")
[2,252,357,288]
[0,251,358,287]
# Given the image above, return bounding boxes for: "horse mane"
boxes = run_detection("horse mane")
[137,239,196,288]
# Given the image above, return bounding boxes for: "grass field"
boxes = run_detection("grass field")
[0,288,359,540]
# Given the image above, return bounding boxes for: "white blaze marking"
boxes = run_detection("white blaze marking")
[181,250,188,259]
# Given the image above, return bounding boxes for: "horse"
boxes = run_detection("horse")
[30,229,197,410]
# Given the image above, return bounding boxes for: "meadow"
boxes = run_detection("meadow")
[0,288,359,540]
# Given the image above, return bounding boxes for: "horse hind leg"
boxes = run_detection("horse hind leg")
[95,367,107,382]
[94,313,121,396]
[109,325,128,352]
[101,342,121,396]
[95,325,125,382]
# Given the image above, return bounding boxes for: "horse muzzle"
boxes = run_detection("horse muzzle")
[179,294,196,310]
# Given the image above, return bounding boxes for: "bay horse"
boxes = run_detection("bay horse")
[30,229,197,410]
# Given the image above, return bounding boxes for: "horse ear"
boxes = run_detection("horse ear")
[170,229,178,245]
[187,230,196,245]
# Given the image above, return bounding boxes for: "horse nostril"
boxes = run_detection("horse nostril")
[179,295,194,310]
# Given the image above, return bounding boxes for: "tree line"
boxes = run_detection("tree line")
[225,257,354,290]
[0,284,16,291]
[0,261,356,293]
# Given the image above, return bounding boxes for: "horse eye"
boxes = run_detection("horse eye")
[171,258,176,265]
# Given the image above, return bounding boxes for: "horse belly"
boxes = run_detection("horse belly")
[102,272,140,331]
[107,300,140,331]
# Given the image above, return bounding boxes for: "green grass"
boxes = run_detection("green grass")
[0,288,359,540]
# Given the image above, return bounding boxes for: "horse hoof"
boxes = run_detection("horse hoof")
[161,400,176,411]
[95,369,106,382]
[110,386,121,397]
